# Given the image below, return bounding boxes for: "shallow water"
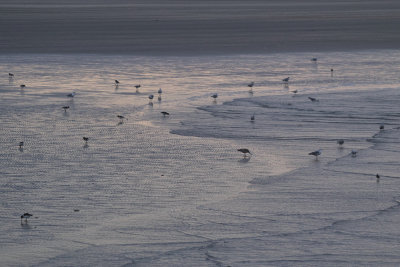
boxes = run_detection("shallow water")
[1,50,400,266]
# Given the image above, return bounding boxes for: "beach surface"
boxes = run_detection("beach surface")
[1,0,400,54]
[1,51,400,266]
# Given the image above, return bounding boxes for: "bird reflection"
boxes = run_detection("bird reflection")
[20,223,32,229]
[238,157,251,163]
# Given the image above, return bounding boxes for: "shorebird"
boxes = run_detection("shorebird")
[117,115,126,121]
[115,80,120,85]
[158,88,162,94]
[376,174,380,179]
[331,69,334,72]
[308,97,318,102]
[67,92,76,97]
[20,84,26,88]
[148,94,154,100]
[282,77,290,83]
[134,84,141,91]
[9,73,14,77]
[309,149,321,159]
[211,93,218,99]
[311,58,317,62]
[238,148,252,157]
[83,137,89,143]
[250,113,255,121]
[248,82,254,88]
[21,213,32,223]
[291,90,298,94]
[161,111,170,117]
[337,139,344,146]
[62,106,70,112]
[19,141,24,148]
[379,124,384,130]
[351,150,357,157]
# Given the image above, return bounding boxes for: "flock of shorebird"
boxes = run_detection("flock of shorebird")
[8,58,384,223]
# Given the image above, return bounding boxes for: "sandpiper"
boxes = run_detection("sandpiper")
[20,213,33,223]
[237,148,252,157]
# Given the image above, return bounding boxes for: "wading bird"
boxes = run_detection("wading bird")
[117,115,126,122]
[20,213,32,224]
[309,149,321,160]
[238,148,252,157]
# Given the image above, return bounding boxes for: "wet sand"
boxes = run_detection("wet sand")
[1,0,400,55]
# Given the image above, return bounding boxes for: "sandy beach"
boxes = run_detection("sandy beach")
[1,0,400,54]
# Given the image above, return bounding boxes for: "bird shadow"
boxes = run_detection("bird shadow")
[116,121,124,126]
[83,144,89,149]
[19,147,24,152]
